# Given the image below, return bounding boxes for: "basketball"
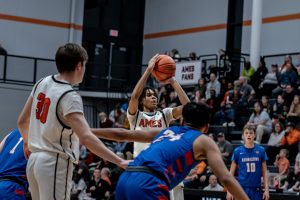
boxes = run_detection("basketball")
[151,55,176,81]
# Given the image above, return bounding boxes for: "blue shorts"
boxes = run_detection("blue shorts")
[115,171,170,200]
[0,180,26,200]
[242,187,261,200]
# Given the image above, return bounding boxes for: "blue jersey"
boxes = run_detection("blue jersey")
[130,126,201,189]
[0,129,28,189]
[231,144,268,188]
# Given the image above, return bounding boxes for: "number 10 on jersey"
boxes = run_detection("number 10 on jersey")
[36,92,51,123]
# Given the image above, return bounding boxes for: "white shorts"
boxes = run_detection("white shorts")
[27,152,74,200]
[170,183,184,200]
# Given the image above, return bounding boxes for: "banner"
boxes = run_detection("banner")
[175,60,202,85]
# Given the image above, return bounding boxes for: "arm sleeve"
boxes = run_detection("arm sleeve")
[59,92,84,117]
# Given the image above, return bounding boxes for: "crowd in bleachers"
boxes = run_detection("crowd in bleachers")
[70,51,300,199]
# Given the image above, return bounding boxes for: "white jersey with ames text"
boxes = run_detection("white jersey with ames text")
[28,75,83,164]
[127,108,173,157]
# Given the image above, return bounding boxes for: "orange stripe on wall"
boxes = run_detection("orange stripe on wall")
[145,12,300,39]
[0,13,82,30]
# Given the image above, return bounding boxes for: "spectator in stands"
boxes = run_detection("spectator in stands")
[71,169,87,200]
[274,149,290,186]
[227,125,269,200]
[250,58,268,96]
[261,96,272,117]
[259,64,279,97]
[281,122,300,160]
[272,95,286,124]
[296,52,300,75]
[214,102,235,127]
[242,61,255,80]
[281,54,297,74]
[184,161,207,189]
[272,63,298,97]
[237,76,256,105]
[205,73,221,99]
[188,52,197,61]
[206,89,221,121]
[282,143,300,191]
[203,174,224,191]
[266,122,285,164]
[170,49,181,62]
[99,112,113,128]
[247,102,272,144]
[185,166,213,189]
[193,78,206,98]
[216,132,233,165]
[287,95,300,125]
[166,91,180,108]
[191,89,203,104]
[109,103,127,128]
[86,168,111,200]
[282,84,297,108]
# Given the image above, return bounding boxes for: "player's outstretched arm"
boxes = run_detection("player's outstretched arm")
[193,135,249,200]
[65,112,129,168]
[162,77,190,119]
[127,54,159,115]
[91,128,161,143]
[17,96,33,159]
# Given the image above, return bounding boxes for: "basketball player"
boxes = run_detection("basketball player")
[128,54,190,199]
[128,54,190,157]
[226,125,269,200]
[91,102,249,200]
[17,43,129,200]
[0,129,28,200]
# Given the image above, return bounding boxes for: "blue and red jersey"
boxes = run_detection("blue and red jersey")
[130,126,202,189]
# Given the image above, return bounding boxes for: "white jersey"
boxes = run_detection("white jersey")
[127,108,173,157]
[28,75,83,163]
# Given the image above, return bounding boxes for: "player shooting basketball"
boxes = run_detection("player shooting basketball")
[91,102,249,200]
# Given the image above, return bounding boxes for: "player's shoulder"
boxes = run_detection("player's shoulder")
[254,144,266,153]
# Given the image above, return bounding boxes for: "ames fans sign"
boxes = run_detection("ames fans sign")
[175,60,202,85]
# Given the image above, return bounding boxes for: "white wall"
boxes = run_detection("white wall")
[143,0,228,63]
[144,0,300,65]
[0,0,84,59]
[242,0,300,56]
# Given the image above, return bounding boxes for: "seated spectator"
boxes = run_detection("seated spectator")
[272,63,298,97]
[216,132,233,165]
[214,102,235,127]
[282,84,297,108]
[242,61,255,80]
[203,174,224,191]
[247,102,272,144]
[281,122,300,160]
[71,169,87,200]
[206,89,221,120]
[261,95,272,117]
[193,78,206,98]
[205,73,221,99]
[259,64,279,97]
[86,168,112,200]
[183,161,207,189]
[266,122,285,164]
[191,89,204,104]
[250,58,268,96]
[272,95,286,124]
[170,49,181,62]
[274,149,290,186]
[287,95,300,125]
[282,143,300,191]
[99,112,113,128]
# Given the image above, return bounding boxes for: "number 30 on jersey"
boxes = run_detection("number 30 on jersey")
[36,92,51,123]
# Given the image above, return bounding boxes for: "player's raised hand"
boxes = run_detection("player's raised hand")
[146,54,160,73]
[161,76,176,85]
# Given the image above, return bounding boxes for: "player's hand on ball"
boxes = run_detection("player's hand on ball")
[161,77,175,85]
[147,54,160,73]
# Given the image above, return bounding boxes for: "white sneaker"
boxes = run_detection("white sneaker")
[222,122,228,127]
